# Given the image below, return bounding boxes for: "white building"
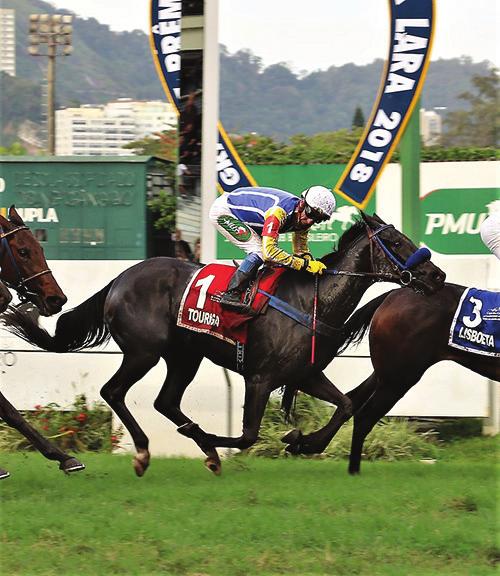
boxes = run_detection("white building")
[420,108,443,146]
[0,9,16,76]
[55,98,177,156]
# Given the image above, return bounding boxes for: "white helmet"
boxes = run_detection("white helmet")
[301,186,336,222]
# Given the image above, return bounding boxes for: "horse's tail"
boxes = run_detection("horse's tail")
[2,282,114,353]
[337,290,395,354]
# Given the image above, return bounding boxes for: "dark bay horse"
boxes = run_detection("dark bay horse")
[337,283,500,474]
[0,206,84,478]
[2,212,445,475]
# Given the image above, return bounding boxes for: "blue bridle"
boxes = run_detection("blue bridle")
[324,222,432,287]
[367,223,432,285]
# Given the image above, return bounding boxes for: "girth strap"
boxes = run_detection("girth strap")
[257,289,340,338]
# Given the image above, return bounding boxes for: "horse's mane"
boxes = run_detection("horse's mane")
[320,217,365,268]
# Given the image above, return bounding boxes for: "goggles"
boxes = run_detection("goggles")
[304,203,330,223]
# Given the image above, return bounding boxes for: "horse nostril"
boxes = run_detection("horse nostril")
[47,295,67,310]
[434,270,446,284]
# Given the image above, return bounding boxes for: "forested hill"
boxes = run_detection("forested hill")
[2,0,494,142]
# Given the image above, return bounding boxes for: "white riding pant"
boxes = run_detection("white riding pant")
[209,193,263,257]
[480,212,500,259]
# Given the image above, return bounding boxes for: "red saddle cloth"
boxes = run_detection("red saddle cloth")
[177,263,286,345]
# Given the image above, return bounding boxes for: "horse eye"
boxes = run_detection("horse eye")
[18,248,29,258]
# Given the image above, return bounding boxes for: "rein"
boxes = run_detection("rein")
[0,225,52,302]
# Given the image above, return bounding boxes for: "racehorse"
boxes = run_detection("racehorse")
[336,284,499,474]
[2,212,446,476]
[0,206,84,478]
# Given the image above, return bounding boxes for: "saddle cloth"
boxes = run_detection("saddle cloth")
[177,263,286,345]
[449,288,500,357]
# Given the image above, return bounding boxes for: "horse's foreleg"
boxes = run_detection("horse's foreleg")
[349,378,407,475]
[0,392,84,474]
[100,352,158,477]
[283,372,352,455]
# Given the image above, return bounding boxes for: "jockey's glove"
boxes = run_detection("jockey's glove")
[296,252,314,263]
[305,260,326,275]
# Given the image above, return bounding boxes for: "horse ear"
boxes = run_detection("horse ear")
[0,212,12,230]
[372,213,385,224]
[8,205,25,226]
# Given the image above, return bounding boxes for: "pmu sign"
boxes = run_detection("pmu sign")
[421,188,500,255]
[336,0,435,208]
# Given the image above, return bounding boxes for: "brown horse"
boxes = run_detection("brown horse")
[2,212,446,476]
[0,206,84,479]
[338,284,500,474]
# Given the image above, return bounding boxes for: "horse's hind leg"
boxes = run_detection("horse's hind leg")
[282,372,352,455]
[152,352,224,471]
[175,374,274,465]
[0,392,85,474]
[100,352,159,477]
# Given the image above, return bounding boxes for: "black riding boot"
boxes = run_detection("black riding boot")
[219,268,254,312]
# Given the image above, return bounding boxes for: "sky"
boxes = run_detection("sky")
[47,0,499,72]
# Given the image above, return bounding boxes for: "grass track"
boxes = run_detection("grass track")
[0,438,498,576]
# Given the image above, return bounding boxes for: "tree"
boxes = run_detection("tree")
[352,106,365,129]
[443,68,499,147]
[0,142,27,156]
[147,190,176,232]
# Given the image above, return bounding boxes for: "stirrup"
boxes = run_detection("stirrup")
[220,294,256,316]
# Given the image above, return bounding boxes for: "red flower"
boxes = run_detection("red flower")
[34,404,42,411]
[42,425,49,431]
[75,413,87,423]
[111,435,119,444]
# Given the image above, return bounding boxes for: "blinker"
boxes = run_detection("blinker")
[404,247,431,270]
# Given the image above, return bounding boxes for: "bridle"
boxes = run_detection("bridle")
[324,220,430,288]
[0,225,52,303]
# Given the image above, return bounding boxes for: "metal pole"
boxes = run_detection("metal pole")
[400,100,421,244]
[47,42,56,155]
[222,367,233,457]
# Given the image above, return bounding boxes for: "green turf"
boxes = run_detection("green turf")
[0,437,498,576]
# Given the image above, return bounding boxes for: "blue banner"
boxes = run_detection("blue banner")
[150,0,257,192]
[335,0,435,209]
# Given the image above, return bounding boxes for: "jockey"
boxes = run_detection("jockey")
[209,185,337,311]
[480,210,500,259]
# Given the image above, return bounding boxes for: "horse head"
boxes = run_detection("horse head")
[0,205,67,315]
[360,212,446,295]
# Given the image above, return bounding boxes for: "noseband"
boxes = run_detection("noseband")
[0,225,52,302]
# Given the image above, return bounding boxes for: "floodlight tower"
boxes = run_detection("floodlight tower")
[28,14,73,155]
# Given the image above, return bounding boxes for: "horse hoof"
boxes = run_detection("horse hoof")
[60,458,85,474]
[133,450,150,477]
[281,429,302,445]
[0,468,10,480]
[204,457,221,476]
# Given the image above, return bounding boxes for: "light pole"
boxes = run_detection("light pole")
[28,14,73,155]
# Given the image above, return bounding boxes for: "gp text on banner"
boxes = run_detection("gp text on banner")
[335,0,435,209]
[150,0,256,192]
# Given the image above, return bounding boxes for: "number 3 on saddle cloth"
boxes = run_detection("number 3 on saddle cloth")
[177,264,287,369]
[449,288,500,357]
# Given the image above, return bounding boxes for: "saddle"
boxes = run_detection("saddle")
[177,263,286,348]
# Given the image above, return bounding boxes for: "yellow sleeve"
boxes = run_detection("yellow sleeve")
[292,229,310,256]
[261,206,305,271]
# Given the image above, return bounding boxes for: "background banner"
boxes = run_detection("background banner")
[335,0,435,209]
[150,0,257,192]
